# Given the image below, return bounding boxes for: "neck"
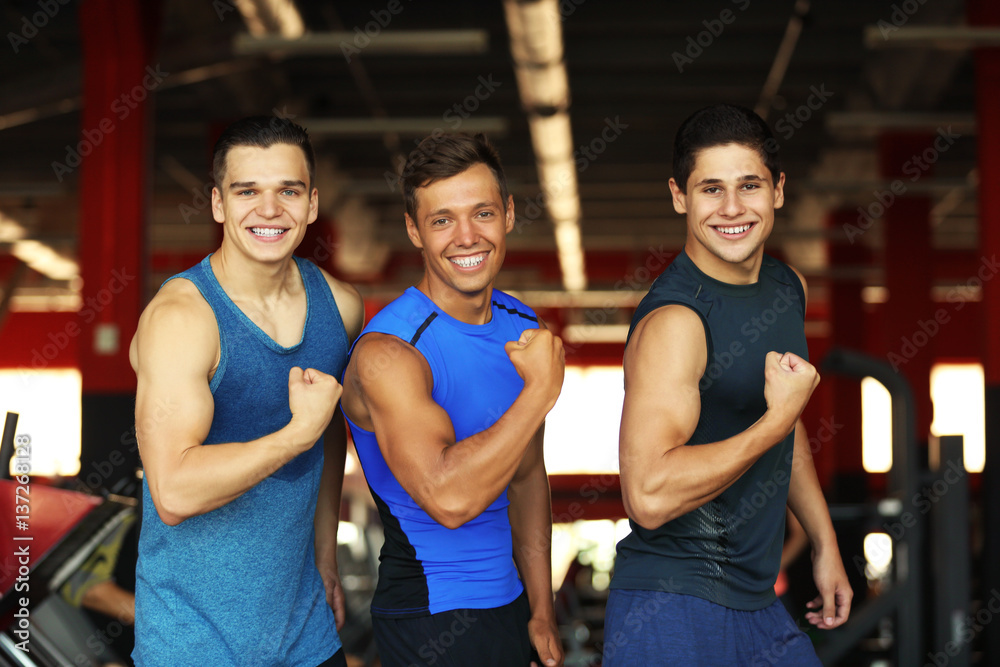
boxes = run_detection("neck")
[415,277,494,325]
[685,243,764,285]
[211,244,298,302]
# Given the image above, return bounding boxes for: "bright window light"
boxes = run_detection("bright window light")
[1,369,81,476]
[863,532,892,580]
[930,363,985,472]
[862,376,893,473]
[544,366,623,474]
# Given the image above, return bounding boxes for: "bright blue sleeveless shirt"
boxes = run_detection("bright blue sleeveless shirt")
[611,251,807,611]
[133,255,346,666]
[345,287,537,618]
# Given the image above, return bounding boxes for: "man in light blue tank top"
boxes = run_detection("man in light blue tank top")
[341,134,566,666]
[605,105,852,665]
[129,117,364,666]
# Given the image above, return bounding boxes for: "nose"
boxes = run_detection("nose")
[719,189,746,218]
[256,190,281,219]
[453,217,479,247]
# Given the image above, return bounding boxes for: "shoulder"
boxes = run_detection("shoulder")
[491,289,539,325]
[631,303,706,347]
[349,332,432,390]
[314,264,366,343]
[131,278,218,373]
[762,254,808,306]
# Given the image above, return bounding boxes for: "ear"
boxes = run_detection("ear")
[307,187,319,225]
[772,172,786,210]
[504,194,515,233]
[668,178,688,215]
[404,213,424,249]
[211,187,225,223]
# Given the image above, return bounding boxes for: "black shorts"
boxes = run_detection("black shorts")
[316,647,347,667]
[372,591,532,667]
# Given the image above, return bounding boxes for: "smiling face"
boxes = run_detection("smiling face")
[211,143,318,265]
[669,142,785,284]
[405,163,515,319]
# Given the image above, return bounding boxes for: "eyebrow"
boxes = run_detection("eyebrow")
[693,174,767,187]
[424,202,498,219]
[228,179,307,190]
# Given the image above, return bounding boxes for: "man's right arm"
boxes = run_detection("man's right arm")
[619,305,818,530]
[132,281,340,526]
[343,328,564,530]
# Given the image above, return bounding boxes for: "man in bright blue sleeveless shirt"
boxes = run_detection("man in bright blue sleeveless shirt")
[604,105,852,665]
[129,117,364,666]
[341,133,566,666]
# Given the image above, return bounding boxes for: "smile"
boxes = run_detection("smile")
[250,227,286,237]
[450,254,486,268]
[716,223,753,235]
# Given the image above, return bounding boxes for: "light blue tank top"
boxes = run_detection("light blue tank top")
[133,255,346,666]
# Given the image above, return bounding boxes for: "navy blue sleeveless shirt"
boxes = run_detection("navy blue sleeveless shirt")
[611,250,807,611]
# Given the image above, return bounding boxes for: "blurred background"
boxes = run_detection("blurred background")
[1,0,999,664]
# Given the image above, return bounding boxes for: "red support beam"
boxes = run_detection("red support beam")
[77,0,160,393]
[878,132,935,439]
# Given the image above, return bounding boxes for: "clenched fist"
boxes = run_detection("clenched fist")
[505,328,566,409]
[763,351,819,436]
[288,366,343,449]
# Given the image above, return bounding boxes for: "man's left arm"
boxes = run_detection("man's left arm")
[315,272,365,629]
[786,419,853,629]
[509,426,564,667]
[314,409,349,629]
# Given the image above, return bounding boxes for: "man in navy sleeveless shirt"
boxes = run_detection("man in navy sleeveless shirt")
[604,105,852,665]
[341,134,566,666]
[129,117,364,666]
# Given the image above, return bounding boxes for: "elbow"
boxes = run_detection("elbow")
[623,489,682,531]
[151,486,194,527]
[423,495,479,530]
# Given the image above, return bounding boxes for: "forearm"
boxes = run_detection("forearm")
[786,423,838,553]
[428,387,555,527]
[623,412,790,529]
[315,413,347,568]
[509,463,556,621]
[146,423,314,525]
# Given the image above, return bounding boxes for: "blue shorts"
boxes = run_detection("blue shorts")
[602,589,821,666]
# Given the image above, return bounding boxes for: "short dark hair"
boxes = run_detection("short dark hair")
[401,133,509,220]
[672,104,781,193]
[212,116,315,188]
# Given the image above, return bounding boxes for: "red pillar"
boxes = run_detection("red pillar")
[77,0,160,488]
[969,2,1000,663]
[826,208,870,500]
[878,132,935,441]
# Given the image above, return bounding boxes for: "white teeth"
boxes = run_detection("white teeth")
[451,255,485,268]
[251,227,284,237]
[718,224,751,235]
